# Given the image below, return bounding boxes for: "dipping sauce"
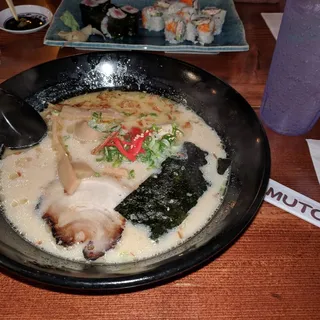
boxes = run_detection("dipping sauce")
[4,15,45,31]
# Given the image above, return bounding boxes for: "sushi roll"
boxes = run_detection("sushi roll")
[185,22,197,43]
[154,0,174,9]
[192,16,215,45]
[106,7,127,38]
[164,16,186,44]
[176,6,196,23]
[179,0,199,10]
[167,2,187,16]
[100,15,111,37]
[201,7,226,35]
[142,7,165,32]
[80,0,112,31]
[121,5,139,36]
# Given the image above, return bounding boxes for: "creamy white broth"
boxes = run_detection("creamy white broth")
[0,91,228,263]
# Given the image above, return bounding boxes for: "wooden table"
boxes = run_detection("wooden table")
[1,1,319,319]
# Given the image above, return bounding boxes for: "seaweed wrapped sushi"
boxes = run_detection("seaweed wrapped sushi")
[101,7,128,38]
[80,0,113,30]
[121,5,139,36]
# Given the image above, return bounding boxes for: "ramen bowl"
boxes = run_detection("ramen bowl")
[0,52,270,293]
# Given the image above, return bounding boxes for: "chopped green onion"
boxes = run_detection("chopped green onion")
[91,112,102,123]
[100,146,124,167]
[139,93,147,99]
[110,125,121,132]
[219,185,227,196]
[149,113,158,117]
[128,169,135,179]
[94,123,183,169]
[123,112,133,116]
[113,158,122,167]
[151,124,160,132]
[94,172,101,177]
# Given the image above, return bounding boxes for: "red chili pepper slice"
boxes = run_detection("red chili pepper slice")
[91,131,118,155]
[92,127,152,161]
[124,127,141,141]
[130,137,145,156]
[130,127,142,137]
[130,130,152,155]
[113,139,136,162]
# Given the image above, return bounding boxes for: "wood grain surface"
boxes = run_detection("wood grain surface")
[0,1,319,319]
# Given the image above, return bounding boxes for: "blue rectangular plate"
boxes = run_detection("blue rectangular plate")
[44,0,249,53]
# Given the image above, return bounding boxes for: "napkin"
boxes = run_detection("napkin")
[264,179,320,228]
[261,13,283,40]
[306,139,320,184]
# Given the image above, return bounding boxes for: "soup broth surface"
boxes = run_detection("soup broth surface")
[0,90,228,263]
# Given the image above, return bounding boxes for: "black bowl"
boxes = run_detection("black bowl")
[0,52,270,293]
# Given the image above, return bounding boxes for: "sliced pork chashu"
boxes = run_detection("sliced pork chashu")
[40,178,130,260]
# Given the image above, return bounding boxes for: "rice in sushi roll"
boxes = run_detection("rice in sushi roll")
[185,22,197,43]
[167,2,187,16]
[121,5,139,36]
[179,0,199,10]
[164,16,186,44]
[80,0,112,31]
[142,6,165,32]
[102,7,127,38]
[100,16,110,37]
[201,7,226,35]
[192,16,215,45]
[175,6,197,43]
[154,0,175,9]
[176,6,196,23]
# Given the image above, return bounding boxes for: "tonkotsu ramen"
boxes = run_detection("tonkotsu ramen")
[0,90,229,263]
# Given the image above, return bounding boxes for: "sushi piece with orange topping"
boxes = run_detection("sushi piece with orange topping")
[167,2,187,15]
[142,6,165,31]
[154,0,174,9]
[192,15,215,45]
[179,0,198,10]
[164,16,186,44]
[176,6,196,23]
[201,7,226,35]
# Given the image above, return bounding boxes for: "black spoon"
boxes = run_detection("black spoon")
[0,88,47,153]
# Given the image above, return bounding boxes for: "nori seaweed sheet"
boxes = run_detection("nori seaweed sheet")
[123,11,139,36]
[217,158,231,175]
[107,12,128,38]
[115,142,210,240]
[80,1,113,31]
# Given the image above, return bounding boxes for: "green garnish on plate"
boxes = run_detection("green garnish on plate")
[60,10,79,31]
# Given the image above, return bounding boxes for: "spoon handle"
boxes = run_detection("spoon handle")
[5,0,19,21]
